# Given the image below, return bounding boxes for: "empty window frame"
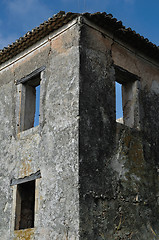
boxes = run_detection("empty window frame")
[114,65,140,128]
[22,77,40,131]
[115,81,123,121]
[16,66,45,132]
[15,180,35,230]
[11,171,41,230]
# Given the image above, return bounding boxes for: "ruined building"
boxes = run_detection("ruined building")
[0,11,159,240]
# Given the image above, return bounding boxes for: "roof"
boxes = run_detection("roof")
[0,11,159,65]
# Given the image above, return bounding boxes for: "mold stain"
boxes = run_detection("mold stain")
[122,133,145,180]
[14,228,34,240]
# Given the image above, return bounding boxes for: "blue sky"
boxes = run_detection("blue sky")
[0,0,159,49]
[0,0,159,120]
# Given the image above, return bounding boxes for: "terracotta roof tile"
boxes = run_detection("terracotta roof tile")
[0,11,79,65]
[82,12,159,61]
[0,11,159,65]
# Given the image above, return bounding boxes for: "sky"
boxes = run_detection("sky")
[0,0,159,50]
[0,0,159,120]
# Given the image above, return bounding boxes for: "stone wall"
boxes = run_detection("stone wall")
[0,16,159,240]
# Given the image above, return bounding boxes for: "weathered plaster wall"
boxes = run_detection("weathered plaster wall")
[0,16,159,240]
[112,28,159,239]
[0,21,80,240]
[78,21,159,239]
[79,23,116,239]
[111,123,159,239]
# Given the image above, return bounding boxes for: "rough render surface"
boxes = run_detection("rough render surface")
[0,17,159,240]
[78,23,159,239]
[0,22,80,240]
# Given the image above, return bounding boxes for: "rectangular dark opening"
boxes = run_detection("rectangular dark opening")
[15,180,35,230]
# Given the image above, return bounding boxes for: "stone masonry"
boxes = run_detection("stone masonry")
[0,11,159,240]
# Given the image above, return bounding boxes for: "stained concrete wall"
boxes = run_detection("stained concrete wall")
[0,20,80,240]
[112,27,159,240]
[79,22,116,239]
[0,16,159,240]
[79,19,159,239]
[78,19,159,239]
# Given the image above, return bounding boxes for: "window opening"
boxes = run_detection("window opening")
[34,85,40,127]
[15,180,35,230]
[23,75,40,131]
[16,66,45,133]
[21,74,40,131]
[115,81,123,121]
[114,65,140,128]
